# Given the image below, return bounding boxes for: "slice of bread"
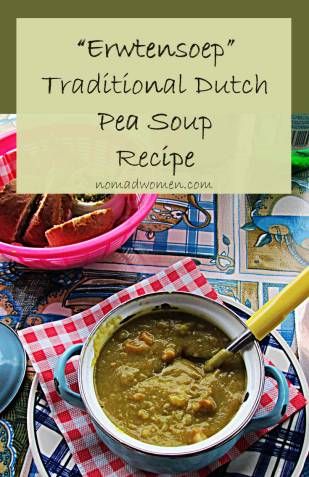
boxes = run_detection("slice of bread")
[45,208,114,246]
[0,180,38,243]
[23,194,72,246]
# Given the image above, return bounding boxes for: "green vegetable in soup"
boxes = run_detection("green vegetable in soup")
[94,310,246,447]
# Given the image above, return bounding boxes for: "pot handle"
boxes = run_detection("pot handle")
[54,344,85,410]
[245,365,289,433]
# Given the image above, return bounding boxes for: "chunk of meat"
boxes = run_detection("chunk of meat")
[161,348,176,363]
[124,338,149,353]
[191,397,217,414]
[139,331,154,345]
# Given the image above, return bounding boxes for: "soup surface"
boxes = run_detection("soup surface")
[94,310,246,446]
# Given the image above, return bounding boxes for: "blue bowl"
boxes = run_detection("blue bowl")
[0,322,26,414]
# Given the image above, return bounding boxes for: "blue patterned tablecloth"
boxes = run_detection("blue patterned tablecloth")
[0,114,307,476]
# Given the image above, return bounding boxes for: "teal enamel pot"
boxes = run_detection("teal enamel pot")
[54,292,289,473]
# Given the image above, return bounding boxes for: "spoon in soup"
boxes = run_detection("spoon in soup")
[204,267,309,372]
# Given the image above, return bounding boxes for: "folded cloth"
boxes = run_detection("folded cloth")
[0,150,16,187]
[19,258,307,477]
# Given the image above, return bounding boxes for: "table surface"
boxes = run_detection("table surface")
[0,117,308,476]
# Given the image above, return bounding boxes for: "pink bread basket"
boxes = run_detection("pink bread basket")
[0,131,157,269]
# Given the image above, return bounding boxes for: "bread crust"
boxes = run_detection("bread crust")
[0,180,37,243]
[23,194,72,246]
[45,208,114,246]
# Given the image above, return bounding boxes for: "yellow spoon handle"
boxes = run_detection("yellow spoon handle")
[246,267,309,341]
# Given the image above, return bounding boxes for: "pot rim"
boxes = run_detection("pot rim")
[78,291,265,457]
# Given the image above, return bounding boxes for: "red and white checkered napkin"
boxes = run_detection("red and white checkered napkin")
[19,258,307,477]
[0,150,16,187]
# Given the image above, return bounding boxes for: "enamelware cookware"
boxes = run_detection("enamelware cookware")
[55,292,289,473]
